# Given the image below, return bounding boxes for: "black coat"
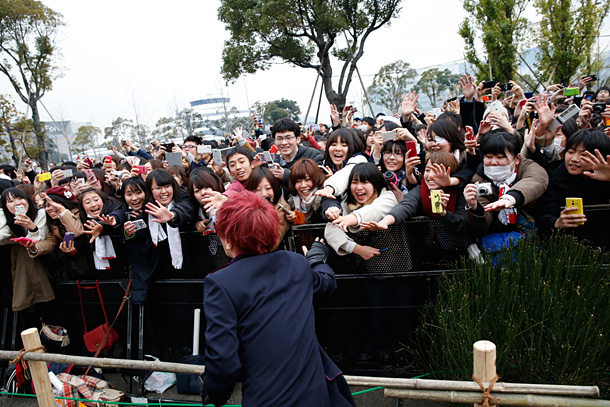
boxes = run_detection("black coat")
[201,250,355,407]
[535,163,610,233]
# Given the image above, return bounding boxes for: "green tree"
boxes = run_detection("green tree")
[218,0,401,110]
[459,0,528,83]
[73,125,101,153]
[416,68,461,107]
[367,60,417,111]
[0,0,65,170]
[264,99,301,123]
[534,0,609,85]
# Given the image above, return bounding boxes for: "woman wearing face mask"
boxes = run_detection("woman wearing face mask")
[0,187,53,314]
[286,159,325,224]
[463,130,549,235]
[322,162,398,261]
[245,167,295,244]
[535,128,610,233]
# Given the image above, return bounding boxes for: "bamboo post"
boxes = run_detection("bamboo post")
[343,376,599,397]
[473,340,497,407]
[21,328,56,407]
[384,389,610,407]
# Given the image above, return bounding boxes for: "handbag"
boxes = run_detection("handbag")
[78,280,120,354]
[40,323,70,353]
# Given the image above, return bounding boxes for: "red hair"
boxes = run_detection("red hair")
[215,190,280,255]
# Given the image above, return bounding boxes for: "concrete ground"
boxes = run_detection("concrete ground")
[0,371,454,407]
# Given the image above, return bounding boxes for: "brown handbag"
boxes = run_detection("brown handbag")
[78,280,121,354]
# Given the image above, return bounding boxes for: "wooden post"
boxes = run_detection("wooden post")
[21,328,56,407]
[473,340,497,407]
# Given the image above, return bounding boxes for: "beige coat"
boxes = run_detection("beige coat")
[30,209,84,257]
[1,209,55,311]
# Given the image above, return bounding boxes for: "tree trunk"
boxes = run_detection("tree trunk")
[30,100,48,170]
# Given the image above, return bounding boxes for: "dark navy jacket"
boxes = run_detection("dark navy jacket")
[201,250,355,407]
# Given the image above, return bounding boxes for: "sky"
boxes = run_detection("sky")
[2,0,610,133]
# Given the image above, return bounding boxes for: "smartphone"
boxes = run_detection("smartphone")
[197,145,212,154]
[259,134,267,140]
[11,237,36,244]
[482,81,495,89]
[489,101,504,114]
[498,83,513,92]
[85,169,95,180]
[38,172,52,182]
[212,149,223,165]
[587,75,597,81]
[380,130,396,142]
[111,138,119,147]
[563,87,579,97]
[103,156,112,164]
[84,157,93,166]
[523,92,534,99]
[465,126,475,141]
[165,152,183,167]
[134,165,148,175]
[566,197,584,225]
[263,151,274,166]
[431,190,443,214]
[77,178,86,186]
[62,169,73,178]
[162,142,175,152]
[405,141,417,158]
[15,204,26,217]
[277,202,293,215]
[518,99,529,109]
[62,232,75,245]
[131,219,147,231]
[318,165,332,175]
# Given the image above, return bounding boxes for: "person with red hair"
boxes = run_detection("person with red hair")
[201,190,356,407]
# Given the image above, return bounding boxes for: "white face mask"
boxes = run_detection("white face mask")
[484,159,516,182]
[360,124,369,132]
[554,138,565,154]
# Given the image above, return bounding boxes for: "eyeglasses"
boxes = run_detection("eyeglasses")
[275,135,296,143]
[382,151,404,158]
[151,184,173,192]
[182,144,196,150]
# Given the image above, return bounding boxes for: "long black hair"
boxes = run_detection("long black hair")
[1,187,39,237]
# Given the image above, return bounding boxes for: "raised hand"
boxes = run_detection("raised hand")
[83,219,104,243]
[401,91,419,121]
[459,74,476,101]
[145,201,175,223]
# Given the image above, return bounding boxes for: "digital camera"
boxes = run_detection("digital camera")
[477,183,493,196]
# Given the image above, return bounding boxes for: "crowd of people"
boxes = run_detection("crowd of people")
[1,73,610,344]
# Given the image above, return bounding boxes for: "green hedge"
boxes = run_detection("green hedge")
[412,233,610,395]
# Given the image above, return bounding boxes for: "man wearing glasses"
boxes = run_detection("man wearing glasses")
[269,118,324,190]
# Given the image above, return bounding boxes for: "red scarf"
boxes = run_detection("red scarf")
[420,181,457,218]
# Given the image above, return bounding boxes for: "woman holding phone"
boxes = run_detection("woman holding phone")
[0,187,53,314]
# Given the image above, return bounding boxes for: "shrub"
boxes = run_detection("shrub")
[412,233,610,395]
